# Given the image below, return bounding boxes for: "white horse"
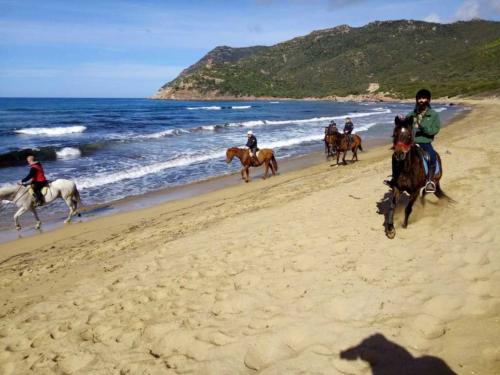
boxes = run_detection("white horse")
[0,179,81,230]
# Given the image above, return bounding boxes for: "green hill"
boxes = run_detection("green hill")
[153,19,500,100]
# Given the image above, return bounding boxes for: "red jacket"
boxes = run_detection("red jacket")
[22,162,47,183]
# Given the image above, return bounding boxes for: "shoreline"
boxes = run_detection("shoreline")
[0,105,465,244]
[0,98,498,374]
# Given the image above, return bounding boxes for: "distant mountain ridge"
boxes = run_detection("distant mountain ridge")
[153,19,500,100]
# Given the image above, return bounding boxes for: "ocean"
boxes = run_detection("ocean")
[0,98,463,231]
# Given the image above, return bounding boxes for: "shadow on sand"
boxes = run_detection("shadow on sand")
[340,333,457,375]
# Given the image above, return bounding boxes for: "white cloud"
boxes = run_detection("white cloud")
[424,13,442,23]
[455,0,481,20]
[453,0,500,21]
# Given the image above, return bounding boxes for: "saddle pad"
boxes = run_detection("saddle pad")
[422,156,440,176]
[28,186,49,196]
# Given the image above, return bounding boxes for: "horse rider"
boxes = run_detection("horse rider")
[343,117,354,145]
[19,154,48,206]
[245,130,258,163]
[385,88,441,192]
[324,120,338,138]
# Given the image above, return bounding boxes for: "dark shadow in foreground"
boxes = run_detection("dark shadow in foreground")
[340,333,457,375]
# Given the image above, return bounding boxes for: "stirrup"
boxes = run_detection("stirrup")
[424,181,436,193]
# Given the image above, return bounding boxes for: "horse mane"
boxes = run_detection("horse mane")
[0,184,20,200]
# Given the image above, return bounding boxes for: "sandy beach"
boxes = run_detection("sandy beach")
[0,98,499,374]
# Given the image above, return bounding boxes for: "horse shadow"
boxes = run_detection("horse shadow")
[376,191,408,228]
[340,333,457,375]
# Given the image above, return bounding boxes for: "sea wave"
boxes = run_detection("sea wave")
[56,147,82,159]
[15,125,87,136]
[187,105,252,111]
[187,106,222,110]
[76,150,227,189]
[0,143,106,168]
[137,129,189,139]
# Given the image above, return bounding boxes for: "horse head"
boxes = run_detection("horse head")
[225,147,240,163]
[0,184,21,201]
[393,116,413,161]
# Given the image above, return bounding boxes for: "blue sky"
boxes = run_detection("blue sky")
[1,0,499,97]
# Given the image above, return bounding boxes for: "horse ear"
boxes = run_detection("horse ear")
[394,116,402,126]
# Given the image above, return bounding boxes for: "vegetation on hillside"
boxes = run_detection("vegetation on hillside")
[157,20,500,99]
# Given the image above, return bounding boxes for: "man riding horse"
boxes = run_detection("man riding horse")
[385,88,440,193]
[19,154,48,206]
[343,117,354,146]
[245,130,258,164]
[324,121,338,154]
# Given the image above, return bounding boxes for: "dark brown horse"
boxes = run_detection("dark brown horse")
[325,134,336,159]
[385,116,452,239]
[226,147,278,183]
[327,131,363,164]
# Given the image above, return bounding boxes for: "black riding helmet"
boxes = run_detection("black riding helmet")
[416,89,431,101]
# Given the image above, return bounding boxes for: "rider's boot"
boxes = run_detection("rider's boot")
[424,165,436,193]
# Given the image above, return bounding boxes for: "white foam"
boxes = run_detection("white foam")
[232,105,251,109]
[76,150,226,189]
[56,147,82,159]
[269,101,280,104]
[137,129,188,139]
[227,109,392,128]
[15,126,87,136]
[187,106,221,110]
[434,107,447,113]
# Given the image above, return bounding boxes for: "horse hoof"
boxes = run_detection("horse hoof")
[35,223,41,230]
[64,220,71,224]
[402,223,408,229]
[16,226,21,231]
[386,226,396,239]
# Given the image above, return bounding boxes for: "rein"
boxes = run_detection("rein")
[12,185,29,204]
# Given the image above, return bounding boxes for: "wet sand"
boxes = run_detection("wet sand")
[0,99,498,374]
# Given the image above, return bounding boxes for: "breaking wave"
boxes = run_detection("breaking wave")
[15,126,87,136]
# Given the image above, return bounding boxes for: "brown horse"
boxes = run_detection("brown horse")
[327,131,363,164]
[226,147,278,183]
[385,116,452,239]
[325,134,337,159]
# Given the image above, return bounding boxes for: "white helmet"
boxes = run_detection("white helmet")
[247,130,253,135]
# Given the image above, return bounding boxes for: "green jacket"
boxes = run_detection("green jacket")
[406,107,441,144]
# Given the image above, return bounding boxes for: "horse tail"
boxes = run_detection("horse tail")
[72,185,82,217]
[271,153,278,172]
[358,137,363,152]
[434,184,456,204]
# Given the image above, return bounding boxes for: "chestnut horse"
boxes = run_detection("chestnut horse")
[226,147,278,183]
[385,116,452,239]
[325,134,336,159]
[327,131,363,164]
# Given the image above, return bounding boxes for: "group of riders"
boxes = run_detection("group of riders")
[323,117,355,147]
[19,88,439,207]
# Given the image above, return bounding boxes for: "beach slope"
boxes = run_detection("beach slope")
[0,99,499,374]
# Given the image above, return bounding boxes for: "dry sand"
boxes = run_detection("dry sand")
[0,99,499,374]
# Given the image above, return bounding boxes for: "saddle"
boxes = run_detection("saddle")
[28,182,50,206]
[249,149,260,166]
[415,146,440,178]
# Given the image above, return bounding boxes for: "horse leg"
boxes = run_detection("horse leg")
[240,167,246,181]
[30,207,42,229]
[64,196,76,223]
[403,193,418,229]
[342,150,347,165]
[263,160,269,179]
[245,167,250,183]
[14,206,28,231]
[385,190,399,239]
